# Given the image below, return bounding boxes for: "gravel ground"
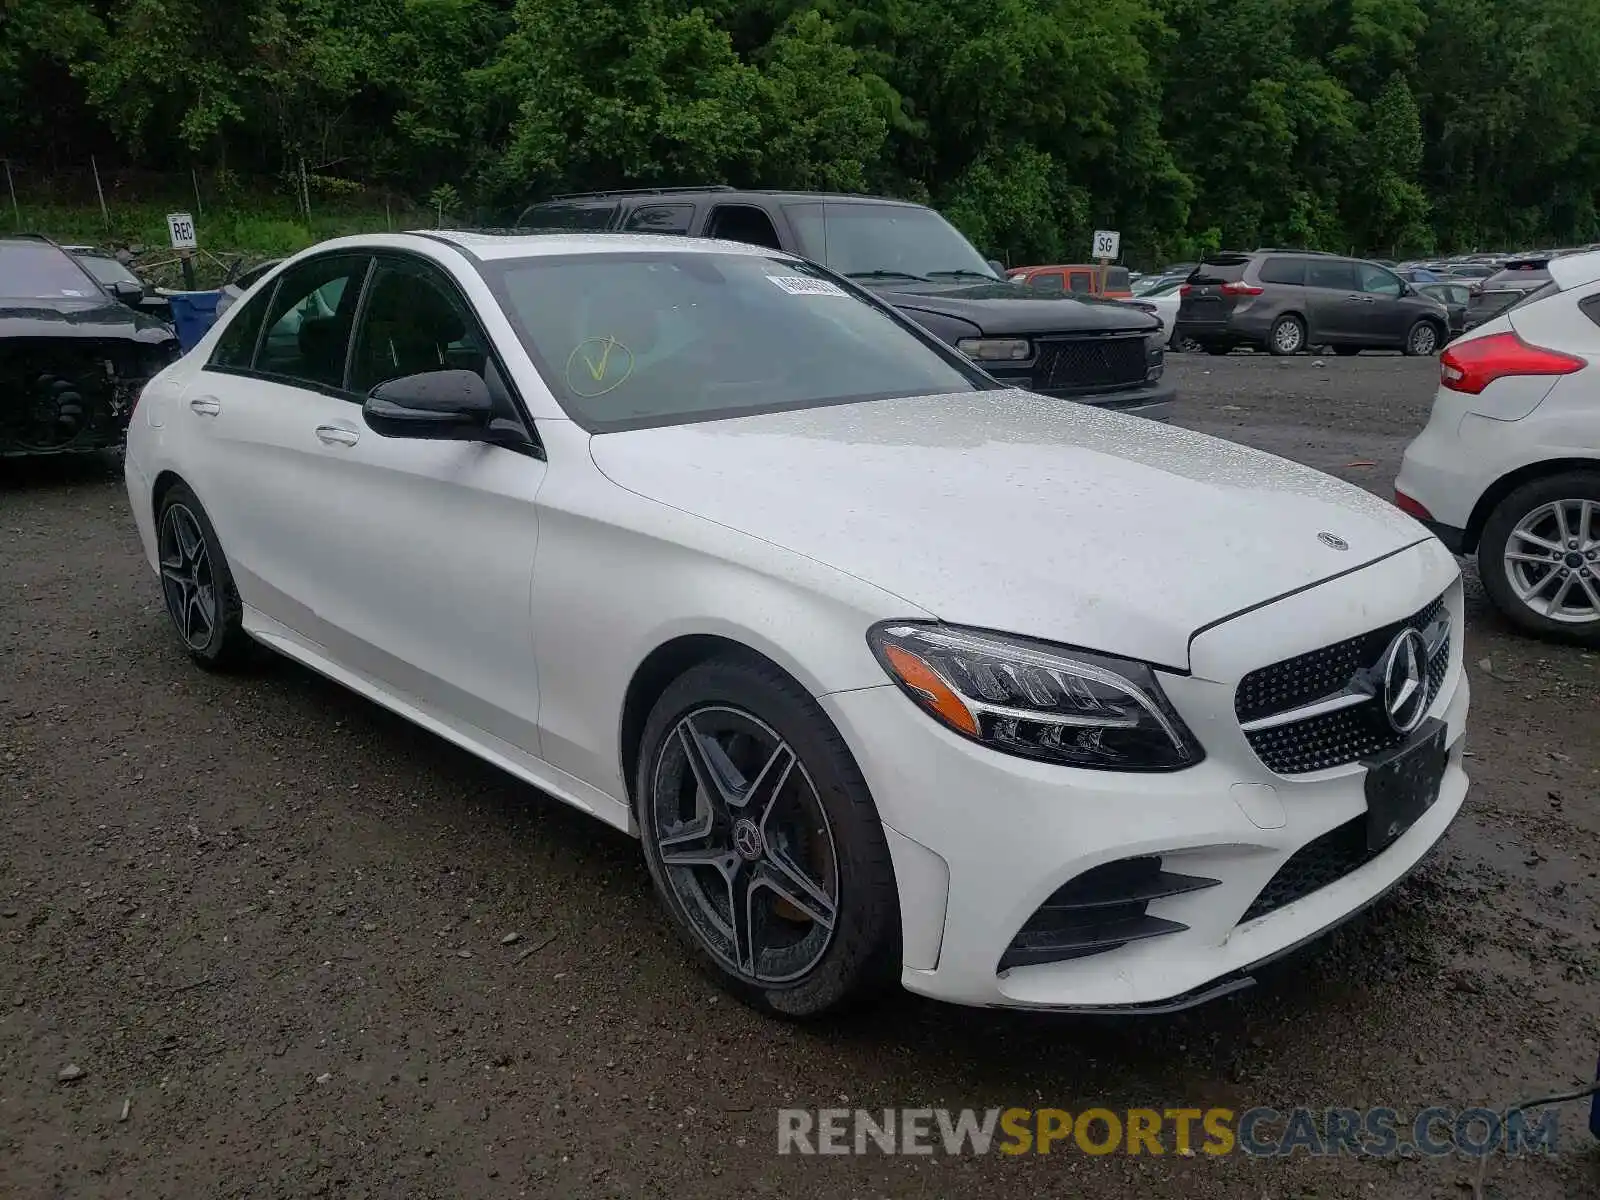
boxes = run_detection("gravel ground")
[2,353,1597,1199]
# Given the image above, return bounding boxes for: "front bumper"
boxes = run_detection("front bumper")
[822,542,1468,1011]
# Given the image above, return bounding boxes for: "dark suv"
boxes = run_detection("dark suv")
[517,187,1172,414]
[1174,250,1450,357]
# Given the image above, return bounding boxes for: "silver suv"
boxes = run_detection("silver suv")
[1174,250,1451,357]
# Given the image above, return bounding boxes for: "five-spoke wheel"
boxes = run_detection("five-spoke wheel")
[635,654,899,1017]
[154,482,252,667]
[1480,472,1600,646]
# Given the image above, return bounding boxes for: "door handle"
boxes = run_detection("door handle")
[189,396,222,417]
[315,424,360,447]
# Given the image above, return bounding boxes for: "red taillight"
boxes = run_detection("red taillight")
[1179,284,1193,296]
[1394,489,1433,521]
[1439,332,1584,395]
[1219,282,1264,296]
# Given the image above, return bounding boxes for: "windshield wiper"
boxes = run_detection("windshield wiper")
[845,269,934,283]
[926,269,999,280]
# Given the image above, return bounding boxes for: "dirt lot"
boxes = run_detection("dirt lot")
[2,353,1597,1199]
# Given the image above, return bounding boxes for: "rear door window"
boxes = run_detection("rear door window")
[1027,271,1065,294]
[253,254,372,390]
[1067,271,1093,294]
[1104,267,1131,291]
[1306,260,1360,291]
[1257,257,1306,286]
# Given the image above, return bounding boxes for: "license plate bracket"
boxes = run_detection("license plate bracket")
[1363,719,1448,852]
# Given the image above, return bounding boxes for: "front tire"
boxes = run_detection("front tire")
[1405,320,1442,356]
[634,653,900,1018]
[155,483,253,669]
[1269,315,1306,356]
[1478,472,1600,646]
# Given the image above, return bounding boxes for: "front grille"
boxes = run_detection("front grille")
[1236,595,1449,775]
[998,856,1217,971]
[1031,334,1147,392]
[1239,815,1380,923]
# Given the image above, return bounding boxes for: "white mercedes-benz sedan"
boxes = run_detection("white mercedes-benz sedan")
[124,231,1469,1018]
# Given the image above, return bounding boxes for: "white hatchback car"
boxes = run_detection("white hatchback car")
[1397,249,1600,645]
[125,232,1469,1018]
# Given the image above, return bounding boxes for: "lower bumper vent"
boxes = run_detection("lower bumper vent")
[998,856,1219,972]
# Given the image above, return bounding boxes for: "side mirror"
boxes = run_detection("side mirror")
[363,370,494,440]
[987,259,1006,277]
[111,279,145,304]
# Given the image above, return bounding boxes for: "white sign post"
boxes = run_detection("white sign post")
[166,211,199,289]
[1091,229,1121,295]
[166,212,198,250]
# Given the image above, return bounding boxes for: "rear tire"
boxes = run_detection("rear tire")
[155,482,254,670]
[634,653,901,1018]
[1268,315,1306,356]
[1477,471,1600,647]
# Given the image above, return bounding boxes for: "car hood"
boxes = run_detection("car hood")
[0,296,176,344]
[590,390,1430,670]
[876,282,1159,336]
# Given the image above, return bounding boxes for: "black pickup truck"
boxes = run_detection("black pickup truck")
[516,187,1171,417]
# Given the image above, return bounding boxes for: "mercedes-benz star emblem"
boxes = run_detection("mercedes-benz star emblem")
[732,818,764,861]
[1379,628,1430,735]
[1318,531,1350,551]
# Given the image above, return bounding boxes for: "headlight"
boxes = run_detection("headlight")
[956,337,1030,361]
[868,622,1202,771]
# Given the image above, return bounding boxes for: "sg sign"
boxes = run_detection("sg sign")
[1091,229,1121,260]
[166,212,198,250]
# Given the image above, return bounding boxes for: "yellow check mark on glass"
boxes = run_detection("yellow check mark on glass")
[582,336,619,381]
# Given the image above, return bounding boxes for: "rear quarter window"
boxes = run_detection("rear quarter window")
[518,201,619,231]
[1104,267,1131,290]
[1257,257,1305,285]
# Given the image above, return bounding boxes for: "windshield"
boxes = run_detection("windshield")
[483,251,988,431]
[1135,276,1183,297]
[75,254,141,289]
[782,202,998,282]
[0,241,104,300]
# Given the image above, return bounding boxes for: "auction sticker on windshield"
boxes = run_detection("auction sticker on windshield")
[767,275,846,297]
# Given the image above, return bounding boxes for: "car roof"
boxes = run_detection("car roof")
[299,230,801,264]
[1547,248,1600,291]
[534,188,921,208]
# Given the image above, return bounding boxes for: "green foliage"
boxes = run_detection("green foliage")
[7,0,1600,261]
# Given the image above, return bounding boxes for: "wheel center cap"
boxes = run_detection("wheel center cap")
[1564,552,1584,568]
[732,818,764,861]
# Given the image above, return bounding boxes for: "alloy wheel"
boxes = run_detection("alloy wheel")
[647,705,839,984]
[1409,324,1439,355]
[1503,499,1600,625]
[158,503,217,648]
[1273,320,1304,354]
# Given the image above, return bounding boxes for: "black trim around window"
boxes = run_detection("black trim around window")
[199,245,543,457]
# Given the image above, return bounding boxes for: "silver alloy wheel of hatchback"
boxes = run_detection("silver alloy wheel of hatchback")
[647,705,841,984]
[1503,498,1600,625]
[1272,317,1305,354]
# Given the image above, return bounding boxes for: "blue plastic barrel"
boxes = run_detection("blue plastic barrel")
[165,289,223,354]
